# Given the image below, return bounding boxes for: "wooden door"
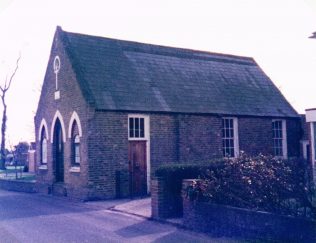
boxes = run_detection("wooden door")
[128,141,147,197]
[54,119,64,182]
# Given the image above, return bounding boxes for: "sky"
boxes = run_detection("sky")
[0,0,316,146]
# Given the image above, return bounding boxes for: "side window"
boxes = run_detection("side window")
[41,129,48,164]
[129,117,145,139]
[71,121,80,166]
[222,117,239,158]
[272,120,287,158]
[74,135,80,164]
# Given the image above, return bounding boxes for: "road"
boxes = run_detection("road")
[0,190,235,243]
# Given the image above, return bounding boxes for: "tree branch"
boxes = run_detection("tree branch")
[5,53,21,91]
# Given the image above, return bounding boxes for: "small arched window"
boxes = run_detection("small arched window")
[71,121,80,166]
[74,135,80,164]
[41,129,48,164]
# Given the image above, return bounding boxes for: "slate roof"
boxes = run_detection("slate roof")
[58,27,298,117]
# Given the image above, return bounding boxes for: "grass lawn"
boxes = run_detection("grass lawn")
[16,175,36,181]
[0,166,24,173]
[0,166,35,181]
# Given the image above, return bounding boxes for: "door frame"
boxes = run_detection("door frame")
[128,114,150,193]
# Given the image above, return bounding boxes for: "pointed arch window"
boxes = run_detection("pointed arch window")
[74,135,80,164]
[71,121,80,166]
[40,129,48,164]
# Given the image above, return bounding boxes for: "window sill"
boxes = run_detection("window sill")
[38,164,48,170]
[128,138,147,141]
[69,166,80,173]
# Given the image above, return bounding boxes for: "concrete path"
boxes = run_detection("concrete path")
[111,197,151,218]
[84,197,152,219]
[0,190,238,242]
[107,197,182,225]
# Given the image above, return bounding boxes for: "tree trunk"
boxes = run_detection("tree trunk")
[0,55,20,170]
[0,95,6,170]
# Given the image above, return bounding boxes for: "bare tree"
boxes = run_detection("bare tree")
[0,55,20,170]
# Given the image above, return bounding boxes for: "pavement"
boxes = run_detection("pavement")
[0,190,236,242]
[85,197,152,219]
[85,197,183,226]
[111,197,152,218]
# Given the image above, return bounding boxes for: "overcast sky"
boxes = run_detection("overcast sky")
[0,0,316,146]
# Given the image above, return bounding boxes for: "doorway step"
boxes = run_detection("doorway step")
[52,182,67,197]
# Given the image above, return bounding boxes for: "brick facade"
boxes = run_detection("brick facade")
[34,28,302,201]
[35,30,93,200]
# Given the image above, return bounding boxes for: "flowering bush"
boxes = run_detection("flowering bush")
[190,153,315,218]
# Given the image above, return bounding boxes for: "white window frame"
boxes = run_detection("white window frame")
[272,119,288,159]
[38,119,49,142]
[309,122,316,183]
[222,117,239,158]
[68,111,83,139]
[128,115,149,141]
[128,114,151,193]
[50,110,66,143]
[39,120,48,165]
[73,135,80,165]
[300,140,309,160]
[311,122,316,162]
[41,137,48,164]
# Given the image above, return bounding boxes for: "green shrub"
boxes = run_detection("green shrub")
[190,153,315,218]
[154,161,221,216]
[155,160,223,195]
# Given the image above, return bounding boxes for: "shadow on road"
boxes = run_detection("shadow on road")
[115,220,170,238]
[0,191,96,221]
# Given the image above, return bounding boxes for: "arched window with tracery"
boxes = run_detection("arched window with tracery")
[71,121,80,166]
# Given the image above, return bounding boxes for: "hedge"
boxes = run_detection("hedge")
[187,153,316,219]
[155,154,315,219]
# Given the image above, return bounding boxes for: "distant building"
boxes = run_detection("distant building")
[35,26,301,200]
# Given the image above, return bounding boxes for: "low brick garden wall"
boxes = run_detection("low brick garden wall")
[151,176,194,219]
[151,177,170,219]
[182,179,316,242]
[0,179,36,193]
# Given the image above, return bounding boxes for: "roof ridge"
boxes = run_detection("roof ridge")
[59,26,255,65]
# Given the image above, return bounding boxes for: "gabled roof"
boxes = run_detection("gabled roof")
[57,26,298,117]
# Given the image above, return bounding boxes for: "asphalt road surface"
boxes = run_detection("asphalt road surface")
[0,190,236,243]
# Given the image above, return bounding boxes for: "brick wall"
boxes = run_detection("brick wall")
[178,114,222,162]
[34,30,93,200]
[150,114,178,171]
[239,117,273,155]
[87,112,129,199]
[286,118,301,157]
[182,179,316,241]
[300,115,309,141]
[238,117,301,157]
[151,177,168,219]
[0,179,36,193]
